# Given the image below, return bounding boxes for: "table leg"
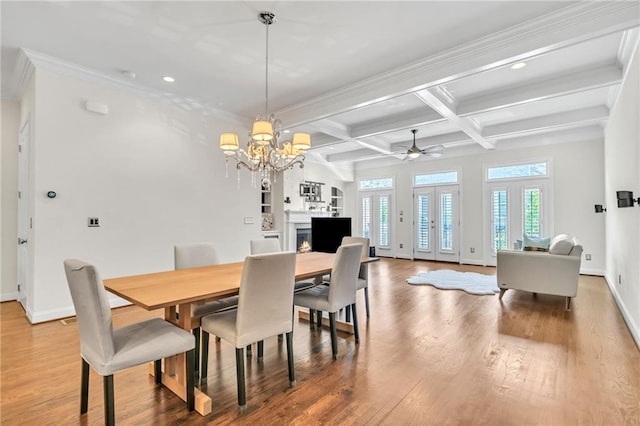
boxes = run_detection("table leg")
[152,303,212,415]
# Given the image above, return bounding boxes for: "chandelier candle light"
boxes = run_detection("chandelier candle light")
[220,11,311,189]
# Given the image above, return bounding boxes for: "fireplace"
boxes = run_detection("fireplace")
[285,210,332,252]
[296,227,312,253]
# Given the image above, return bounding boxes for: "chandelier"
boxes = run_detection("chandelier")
[219,11,311,189]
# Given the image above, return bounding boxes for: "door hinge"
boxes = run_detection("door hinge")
[17,284,21,292]
[18,191,21,199]
[30,218,33,229]
[18,144,22,153]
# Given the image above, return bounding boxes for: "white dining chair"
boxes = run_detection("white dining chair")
[294,243,362,359]
[199,251,297,411]
[341,236,370,320]
[174,243,238,375]
[64,259,196,425]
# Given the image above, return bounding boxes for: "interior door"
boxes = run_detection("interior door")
[413,185,460,262]
[17,119,30,309]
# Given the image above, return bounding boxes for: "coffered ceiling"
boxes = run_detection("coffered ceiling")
[2,1,639,171]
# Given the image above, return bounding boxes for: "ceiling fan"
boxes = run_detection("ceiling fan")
[400,129,444,160]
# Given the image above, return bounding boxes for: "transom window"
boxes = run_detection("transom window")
[359,177,393,190]
[414,171,458,186]
[487,161,548,180]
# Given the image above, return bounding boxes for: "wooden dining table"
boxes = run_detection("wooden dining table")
[103,251,378,416]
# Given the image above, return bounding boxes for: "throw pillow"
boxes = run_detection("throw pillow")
[549,234,574,255]
[523,234,551,250]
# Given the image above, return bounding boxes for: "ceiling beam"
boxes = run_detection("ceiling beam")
[350,109,444,139]
[414,88,496,150]
[309,119,395,155]
[457,64,622,116]
[276,2,639,128]
[484,105,609,138]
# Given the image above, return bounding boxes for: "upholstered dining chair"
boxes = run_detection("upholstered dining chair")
[250,239,314,293]
[340,236,370,319]
[294,243,363,359]
[174,243,238,374]
[64,259,196,426]
[199,251,297,411]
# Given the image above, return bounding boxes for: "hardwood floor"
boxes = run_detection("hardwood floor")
[1,258,639,425]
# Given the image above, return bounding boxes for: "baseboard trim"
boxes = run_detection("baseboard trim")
[0,292,18,302]
[27,296,132,324]
[604,274,640,350]
[460,259,487,266]
[580,268,605,276]
[394,254,413,260]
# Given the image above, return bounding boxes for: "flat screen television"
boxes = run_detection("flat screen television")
[311,217,352,253]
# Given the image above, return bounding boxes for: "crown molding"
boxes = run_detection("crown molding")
[276,1,640,128]
[14,48,246,124]
[4,49,35,101]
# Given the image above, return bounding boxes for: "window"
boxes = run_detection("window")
[440,193,453,250]
[362,197,371,239]
[415,171,458,186]
[359,177,393,190]
[492,189,508,253]
[417,194,429,250]
[487,162,547,180]
[523,187,542,237]
[379,196,390,247]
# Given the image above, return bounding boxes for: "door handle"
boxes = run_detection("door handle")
[18,238,28,245]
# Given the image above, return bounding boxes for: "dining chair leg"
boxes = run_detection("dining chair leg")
[351,303,360,344]
[329,312,338,360]
[316,310,323,328]
[80,359,89,414]
[364,287,370,318]
[201,331,209,379]
[235,347,247,412]
[192,328,200,377]
[186,348,195,412]
[285,331,296,386]
[309,309,315,329]
[345,305,351,323]
[103,375,115,426]
[246,344,252,356]
[154,359,162,385]
[257,340,264,359]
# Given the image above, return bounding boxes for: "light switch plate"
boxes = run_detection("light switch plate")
[243,217,254,224]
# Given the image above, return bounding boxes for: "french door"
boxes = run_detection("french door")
[486,181,548,264]
[359,191,392,256]
[17,119,30,310]
[413,185,459,262]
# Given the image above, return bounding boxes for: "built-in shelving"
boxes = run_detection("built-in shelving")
[330,187,343,217]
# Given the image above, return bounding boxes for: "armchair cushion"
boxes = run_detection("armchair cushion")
[549,234,574,255]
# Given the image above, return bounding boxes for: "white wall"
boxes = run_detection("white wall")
[22,69,262,322]
[1,100,20,301]
[282,161,352,214]
[347,138,606,274]
[604,40,640,347]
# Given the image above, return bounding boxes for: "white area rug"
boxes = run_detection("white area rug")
[406,269,499,295]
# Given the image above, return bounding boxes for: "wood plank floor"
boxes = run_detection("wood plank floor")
[1,258,639,425]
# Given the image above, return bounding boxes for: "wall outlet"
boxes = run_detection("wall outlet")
[399,243,403,249]
[470,247,475,253]
[585,253,591,261]
[88,217,100,227]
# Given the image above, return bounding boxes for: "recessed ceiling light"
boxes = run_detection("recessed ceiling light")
[510,62,527,70]
[163,76,175,83]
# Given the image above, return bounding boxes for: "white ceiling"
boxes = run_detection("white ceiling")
[2,1,639,169]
